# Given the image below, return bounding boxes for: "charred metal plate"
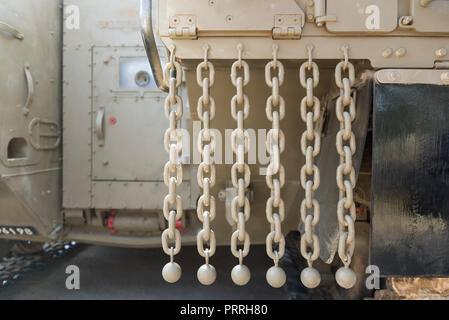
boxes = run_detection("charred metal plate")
[371,83,449,277]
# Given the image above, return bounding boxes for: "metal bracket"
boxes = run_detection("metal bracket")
[168,15,197,39]
[272,14,304,39]
[28,118,61,151]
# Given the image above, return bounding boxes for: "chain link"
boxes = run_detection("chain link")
[264,45,287,288]
[230,44,252,286]
[161,46,184,283]
[334,45,357,288]
[299,45,322,272]
[195,45,218,285]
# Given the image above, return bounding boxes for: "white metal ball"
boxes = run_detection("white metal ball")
[335,267,357,289]
[197,264,217,286]
[300,267,321,289]
[162,262,182,283]
[266,266,286,288]
[231,264,251,286]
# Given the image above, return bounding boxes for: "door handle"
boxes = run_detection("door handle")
[0,21,24,40]
[23,63,34,116]
[96,106,105,147]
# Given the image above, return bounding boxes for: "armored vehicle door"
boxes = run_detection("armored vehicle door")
[62,0,195,213]
[0,0,62,240]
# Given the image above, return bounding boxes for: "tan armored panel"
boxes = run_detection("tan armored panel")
[62,0,196,212]
[153,0,449,263]
[157,0,449,68]
[0,0,62,241]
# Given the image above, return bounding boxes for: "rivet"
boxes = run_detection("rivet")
[436,48,447,58]
[395,47,407,58]
[441,72,449,82]
[382,48,393,58]
[388,71,400,82]
[401,16,413,26]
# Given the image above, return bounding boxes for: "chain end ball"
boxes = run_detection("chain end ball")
[231,264,251,286]
[335,267,357,289]
[162,262,182,283]
[197,264,217,286]
[266,266,286,288]
[300,267,321,289]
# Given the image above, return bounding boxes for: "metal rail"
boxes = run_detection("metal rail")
[140,0,168,92]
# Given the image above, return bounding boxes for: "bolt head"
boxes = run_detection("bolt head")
[231,264,251,286]
[395,48,407,58]
[441,72,449,82]
[382,48,393,58]
[388,71,400,82]
[401,16,413,25]
[436,48,448,58]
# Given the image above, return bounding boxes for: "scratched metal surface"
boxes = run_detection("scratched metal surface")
[371,84,449,277]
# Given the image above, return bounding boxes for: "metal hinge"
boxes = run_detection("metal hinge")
[305,0,337,27]
[168,15,197,39]
[272,14,303,39]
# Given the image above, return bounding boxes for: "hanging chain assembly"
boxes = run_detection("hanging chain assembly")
[334,45,358,289]
[229,44,252,286]
[264,44,287,289]
[196,45,218,286]
[161,46,184,284]
[298,45,322,289]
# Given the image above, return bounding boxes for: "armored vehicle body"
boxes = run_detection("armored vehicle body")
[0,0,448,298]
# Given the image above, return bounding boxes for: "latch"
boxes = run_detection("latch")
[168,15,197,39]
[272,14,304,39]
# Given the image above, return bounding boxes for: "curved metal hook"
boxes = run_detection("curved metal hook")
[0,21,24,40]
[140,0,168,92]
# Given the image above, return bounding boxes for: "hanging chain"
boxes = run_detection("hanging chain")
[196,45,218,286]
[264,44,287,289]
[161,46,184,284]
[334,45,357,289]
[229,44,252,287]
[298,45,322,289]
